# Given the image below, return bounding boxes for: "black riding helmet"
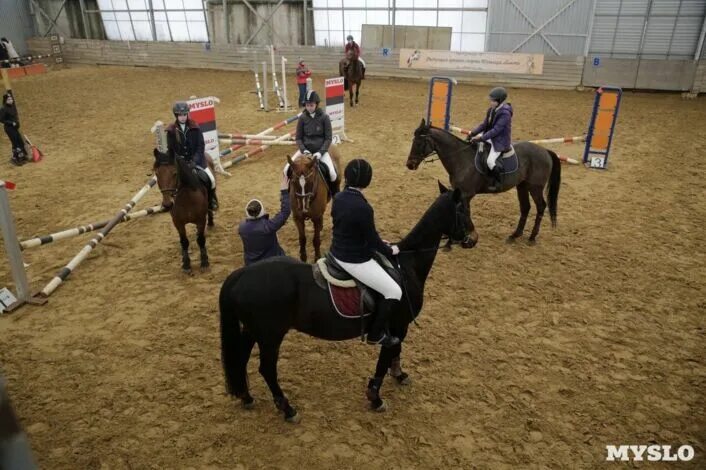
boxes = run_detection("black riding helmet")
[304,90,320,105]
[489,87,507,103]
[172,101,189,117]
[344,158,373,188]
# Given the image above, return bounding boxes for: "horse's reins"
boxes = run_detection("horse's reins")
[416,131,475,165]
[392,201,469,325]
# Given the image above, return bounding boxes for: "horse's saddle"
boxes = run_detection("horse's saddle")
[195,168,211,188]
[474,142,519,176]
[312,252,402,319]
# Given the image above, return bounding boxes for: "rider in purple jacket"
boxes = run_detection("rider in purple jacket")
[238,175,291,266]
[468,87,513,191]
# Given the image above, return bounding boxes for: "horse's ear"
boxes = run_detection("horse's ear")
[452,188,462,203]
[420,118,426,129]
[438,180,449,194]
[287,154,294,165]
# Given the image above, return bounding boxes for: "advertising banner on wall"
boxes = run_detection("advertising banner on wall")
[399,49,544,75]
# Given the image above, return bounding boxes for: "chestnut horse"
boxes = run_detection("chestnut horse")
[153,149,213,273]
[286,146,342,262]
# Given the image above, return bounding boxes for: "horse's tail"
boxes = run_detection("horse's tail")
[219,269,247,397]
[546,150,561,227]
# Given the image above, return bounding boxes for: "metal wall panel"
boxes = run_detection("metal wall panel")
[485,0,593,55]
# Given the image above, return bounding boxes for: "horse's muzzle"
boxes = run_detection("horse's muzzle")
[406,160,420,170]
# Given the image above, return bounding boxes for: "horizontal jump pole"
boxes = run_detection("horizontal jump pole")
[218,133,288,140]
[220,139,296,146]
[19,204,165,251]
[40,177,157,298]
[223,131,296,170]
[220,112,301,159]
[450,125,585,144]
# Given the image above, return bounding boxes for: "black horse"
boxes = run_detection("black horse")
[219,183,468,422]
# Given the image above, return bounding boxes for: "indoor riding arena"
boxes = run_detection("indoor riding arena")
[1,0,704,468]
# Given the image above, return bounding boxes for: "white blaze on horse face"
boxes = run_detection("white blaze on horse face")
[299,175,306,195]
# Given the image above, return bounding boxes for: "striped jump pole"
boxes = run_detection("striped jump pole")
[219,139,296,146]
[223,131,296,170]
[20,204,165,250]
[450,125,585,144]
[40,177,157,298]
[218,133,292,140]
[220,112,301,159]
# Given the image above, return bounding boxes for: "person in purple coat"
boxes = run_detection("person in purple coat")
[467,87,513,191]
[238,174,291,266]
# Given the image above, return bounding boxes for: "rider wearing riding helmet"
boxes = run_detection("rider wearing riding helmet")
[345,35,366,79]
[0,92,27,166]
[467,86,513,191]
[330,159,401,348]
[283,90,339,196]
[166,101,219,210]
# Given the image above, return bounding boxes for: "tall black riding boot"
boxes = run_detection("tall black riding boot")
[208,187,219,211]
[367,299,401,348]
[488,162,504,192]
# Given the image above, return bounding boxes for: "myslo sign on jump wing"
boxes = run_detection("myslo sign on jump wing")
[400,49,544,75]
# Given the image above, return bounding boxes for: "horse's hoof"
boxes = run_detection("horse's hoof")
[285,412,301,424]
[442,244,452,252]
[242,400,255,410]
[182,268,193,275]
[392,373,412,386]
[370,399,387,412]
[527,239,537,246]
[200,265,211,273]
[506,236,519,244]
[461,240,476,249]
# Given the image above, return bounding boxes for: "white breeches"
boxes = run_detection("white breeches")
[486,140,502,170]
[198,166,216,189]
[283,151,337,181]
[359,58,366,68]
[334,257,402,300]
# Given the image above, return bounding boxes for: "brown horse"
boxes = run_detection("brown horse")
[339,50,363,107]
[153,149,213,273]
[406,119,560,247]
[286,147,342,262]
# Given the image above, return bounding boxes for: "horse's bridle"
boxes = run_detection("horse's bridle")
[291,158,320,214]
[155,155,180,197]
[412,129,476,166]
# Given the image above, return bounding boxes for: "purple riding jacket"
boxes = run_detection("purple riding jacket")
[471,103,513,152]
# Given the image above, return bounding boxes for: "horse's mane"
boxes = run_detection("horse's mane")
[427,125,474,146]
[399,191,455,250]
[176,156,202,190]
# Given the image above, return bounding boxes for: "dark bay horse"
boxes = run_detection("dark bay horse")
[339,50,363,107]
[287,147,342,262]
[154,149,213,274]
[219,183,469,422]
[406,119,560,247]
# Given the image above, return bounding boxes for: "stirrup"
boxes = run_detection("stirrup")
[366,332,400,347]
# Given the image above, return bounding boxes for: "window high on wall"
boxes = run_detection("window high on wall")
[97,0,209,42]
[312,0,487,51]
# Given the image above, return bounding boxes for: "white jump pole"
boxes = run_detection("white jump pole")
[281,56,290,112]
[262,61,269,112]
[270,45,285,108]
[255,70,264,110]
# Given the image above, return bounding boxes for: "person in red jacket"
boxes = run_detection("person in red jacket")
[295,59,312,107]
[344,35,365,79]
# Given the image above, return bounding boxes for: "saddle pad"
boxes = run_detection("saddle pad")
[316,258,356,288]
[329,284,371,319]
[475,146,519,175]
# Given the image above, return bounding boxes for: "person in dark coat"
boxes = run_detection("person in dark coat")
[329,159,401,348]
[467,86,514,190]
[166,101,219,210]
[0,93,27,166]
[282,90,339,195]
[238,174,291,266]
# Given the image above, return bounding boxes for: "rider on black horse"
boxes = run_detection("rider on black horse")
[166,102,219,211]
[467,87,513,191]
[329,159,401,348]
